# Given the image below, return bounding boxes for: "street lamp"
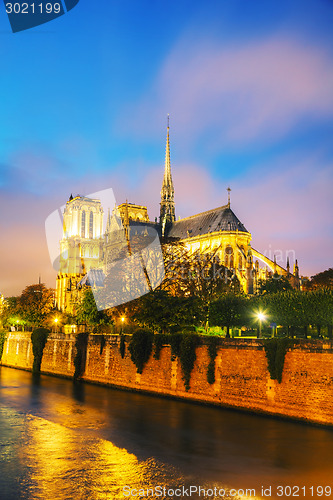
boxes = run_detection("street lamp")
[54,317,59,333]
[121,316,125,334]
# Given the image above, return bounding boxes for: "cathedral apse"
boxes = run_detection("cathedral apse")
[55,121,300,313]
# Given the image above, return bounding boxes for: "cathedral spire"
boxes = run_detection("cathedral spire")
[160,115,175,234]
[227,187,231,208]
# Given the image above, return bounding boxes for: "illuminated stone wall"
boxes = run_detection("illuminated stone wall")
[1,333,333,426]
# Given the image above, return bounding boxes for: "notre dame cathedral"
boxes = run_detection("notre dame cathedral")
[55,121,300,313]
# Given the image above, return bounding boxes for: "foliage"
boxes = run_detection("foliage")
[132,289,199,333]
[129,285,333,339]
[178,334,200,391]
[161,242,241,295]
[257,274,293,295]
[210,294,247,337]
[99,334,106,355]
[159,243,242,328]
[250,289,333,336]
[31,328,50,374]
[128,329,154,374]
[0,331,7,362]
[20,284,54,327]
[263,338,291,383]
[169,332,183,360]
[206,336,219,384]
[0,297,22,328]
[153,333,168,359]
[119,334,126,359]
[73,332,89,380]
[96,227,156,311]
[305,268,333,290]
[76,289,107,328]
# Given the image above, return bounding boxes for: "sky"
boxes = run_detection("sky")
[0,0,333,296]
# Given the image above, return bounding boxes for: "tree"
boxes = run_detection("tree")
[257,273,293,295]
[210,294,247,337]
[132,289,199,333]
[19,284,54,327]
[160,242,241,328]
[309,288,333,337]
[304,268,333,290]
[76,288,107,330]
[256,290,332,338]
[0,296,21,328]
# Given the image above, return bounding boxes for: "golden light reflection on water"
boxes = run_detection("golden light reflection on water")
[2,368,333,500]
[21,414,182,500]
[19,415,251,500]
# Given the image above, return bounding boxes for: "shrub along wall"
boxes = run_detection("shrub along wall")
[0,331,7,362]
[1,332,333,426]
[31,328,50,374]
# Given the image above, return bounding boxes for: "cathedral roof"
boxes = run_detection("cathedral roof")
[166,205,249,239]
[128,220,162,237]
[79,268,105,287]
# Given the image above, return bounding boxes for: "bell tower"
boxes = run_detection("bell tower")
[160,115,175,235]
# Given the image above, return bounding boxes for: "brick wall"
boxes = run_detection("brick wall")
[1,333,333,426]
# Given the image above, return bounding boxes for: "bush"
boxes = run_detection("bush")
[73,332,89,380]
[169,333,183,361]
[31,328,50,374]
[119,334,126,359]
[153,334,168,360]
[179,334,200,391]
[263,338,291,383]
[0,331,7,362]
[128,329,153,374]
[206,337,219,384]
[100,334,106,355]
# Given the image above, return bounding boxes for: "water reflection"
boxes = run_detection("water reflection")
[72,380,85,403]
[0,366,333,500]
[22,416,181,500]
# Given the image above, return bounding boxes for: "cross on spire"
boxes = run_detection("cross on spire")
[227,187,231,208]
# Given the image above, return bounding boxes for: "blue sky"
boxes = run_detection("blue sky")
[0,0,333,295]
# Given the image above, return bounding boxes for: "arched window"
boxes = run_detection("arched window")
[89,211,94,239]
[81,211,86,238]
[225,246,233,268]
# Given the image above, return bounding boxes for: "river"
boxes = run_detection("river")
[0,366,332,500]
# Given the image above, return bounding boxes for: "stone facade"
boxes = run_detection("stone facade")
[2,333,333,426]
[55,122,300,312]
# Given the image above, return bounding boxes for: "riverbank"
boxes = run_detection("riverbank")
[1,332,333,426]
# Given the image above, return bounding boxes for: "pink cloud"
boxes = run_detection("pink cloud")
[128,152,333,277]
[100,151,333,277]
[121,34,333,147]
[1,150,331,297]
[0,223,57,297]
[230,153,333,275]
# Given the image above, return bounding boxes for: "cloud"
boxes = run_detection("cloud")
[127,150,333,277]
[230,151,333,275]
[1,146,331,296]
[122,34,333,148]
[102,149,333,277]
[0,223,57,297]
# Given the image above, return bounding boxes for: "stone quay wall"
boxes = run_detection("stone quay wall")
[1,332,333,426]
